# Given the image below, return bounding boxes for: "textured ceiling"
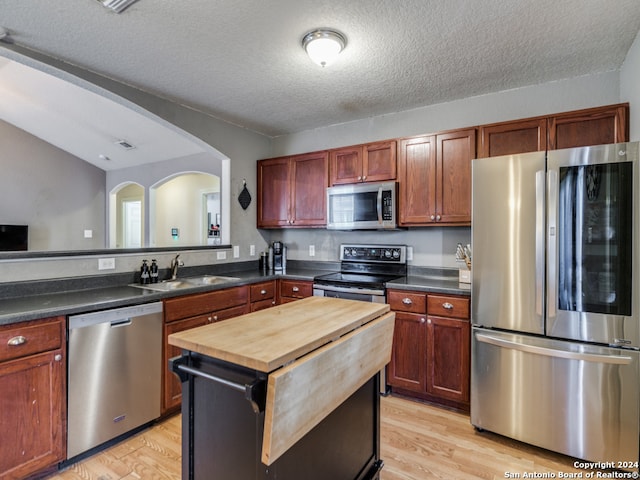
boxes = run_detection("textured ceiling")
[1,0,640,139]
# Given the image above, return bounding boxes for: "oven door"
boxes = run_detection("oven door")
[313,284,386,304]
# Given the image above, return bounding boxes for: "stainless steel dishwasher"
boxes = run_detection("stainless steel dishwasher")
[67,301,163,459]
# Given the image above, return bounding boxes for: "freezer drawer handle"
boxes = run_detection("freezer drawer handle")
[7,335,26,346]
[402,298,413,305]
[442,302,454,310]
[172,360,266,413]
[476,333,633,365]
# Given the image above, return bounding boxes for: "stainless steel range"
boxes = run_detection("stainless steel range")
[313,244,407,303]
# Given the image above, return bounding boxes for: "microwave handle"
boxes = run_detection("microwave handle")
[376,186,383,223]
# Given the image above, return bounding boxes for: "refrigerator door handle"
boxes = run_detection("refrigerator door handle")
[535,170,545,318]
[475,333,633,365]
[546,169,558,319]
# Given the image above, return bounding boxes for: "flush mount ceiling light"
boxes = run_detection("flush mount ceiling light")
[97,0,141,13]
[302,29,347,67]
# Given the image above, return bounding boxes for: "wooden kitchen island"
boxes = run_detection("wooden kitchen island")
[168,296,395,480]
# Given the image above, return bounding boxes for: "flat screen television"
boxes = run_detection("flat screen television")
[0,224,28,251]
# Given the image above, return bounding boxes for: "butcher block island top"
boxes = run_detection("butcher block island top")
[169,296,395,470]
[168,295,392,373]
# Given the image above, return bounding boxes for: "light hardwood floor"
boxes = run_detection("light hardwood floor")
[47,395,587,480]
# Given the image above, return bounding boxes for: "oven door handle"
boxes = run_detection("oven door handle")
[313,283,385,296]
[377,186,383,224]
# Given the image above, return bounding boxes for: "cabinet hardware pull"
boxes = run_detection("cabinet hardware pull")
[292,286,299,292]
[54,354,62,362]
[420,317,426,324]
[430,214,435,220]
[436,214,441,221]
[260,289,267,295]
[362,175,367,180]
[212,315,218,322]
[427,318,431,324]
[442,302,454,309]
[7,335,26,346]
[402,298,412,305]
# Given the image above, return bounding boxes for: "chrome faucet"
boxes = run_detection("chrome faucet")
[170,254,183,280]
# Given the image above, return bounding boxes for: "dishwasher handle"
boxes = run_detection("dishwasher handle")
[69,301,163,329]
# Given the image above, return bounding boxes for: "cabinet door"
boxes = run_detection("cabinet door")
[330,146,363,185]
[363,140,396,183]
[478,118,546,158]
[548,104,628,150]
[436,129,475,225]
[387,311,427,392]
[257,157,291,228]
[279,279,313,300]
[290,151,328,226]
[426,316,470,404]
[398,135,437,225]
[163,315,209,412]
[0,350,64,479]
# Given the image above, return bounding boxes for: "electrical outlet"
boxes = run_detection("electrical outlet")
[84,229,93,239]
[407,247,413,261]
[233,245,240,258]
[217,251,227,260]
[309,245,315,257]
[98,257,115,270]
[250,245,256,256]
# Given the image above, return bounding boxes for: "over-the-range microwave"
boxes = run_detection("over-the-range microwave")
[326,181,398,230]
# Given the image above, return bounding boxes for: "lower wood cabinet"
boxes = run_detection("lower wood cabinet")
[279,279,313,303]
[162,286,249,413]
[387,289,470,410]
[0,316,65,479]
[250,280,277,311]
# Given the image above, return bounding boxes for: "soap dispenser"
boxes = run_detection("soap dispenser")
[140,260,150,284]
[150,259,159,283]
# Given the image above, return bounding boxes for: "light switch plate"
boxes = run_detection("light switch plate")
[250,245,256,256]
[217,251,227,260]
[233,245,240,258]
[309,245,315,257]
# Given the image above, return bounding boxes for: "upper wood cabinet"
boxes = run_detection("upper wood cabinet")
[478,103,628,158]
[257,151,329,228]
[548,104,628,150]
[398,128,475,226]
[478,118,546,158]
[330,140,396,185]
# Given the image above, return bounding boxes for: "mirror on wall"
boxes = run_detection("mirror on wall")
[0,48,231,257]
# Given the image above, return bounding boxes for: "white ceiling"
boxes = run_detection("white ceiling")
[0,0,639,168]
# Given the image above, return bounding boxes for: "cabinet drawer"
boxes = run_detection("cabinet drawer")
[165,286,249,322]
[387,290,427,314]
[427,295,470,319]
[0,317,63,362]
[280,279,312,299]
[250,281,276,302]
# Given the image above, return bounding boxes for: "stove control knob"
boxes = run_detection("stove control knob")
[351,249,357,256]
[384,250,391,258]
[393,249,400,258]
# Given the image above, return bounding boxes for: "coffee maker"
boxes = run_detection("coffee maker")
[268,241,287,272]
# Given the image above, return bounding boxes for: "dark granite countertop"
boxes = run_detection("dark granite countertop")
[0,262,470,326]
[386,275,470,296]
[0,265,332,326]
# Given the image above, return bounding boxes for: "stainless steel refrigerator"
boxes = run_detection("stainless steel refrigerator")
[471,142,640,465]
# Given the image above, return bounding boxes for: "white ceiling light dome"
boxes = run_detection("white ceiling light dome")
[302,29,346,67]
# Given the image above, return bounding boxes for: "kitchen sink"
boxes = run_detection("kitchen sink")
[131,275,240,291]
[183,275,241,286]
